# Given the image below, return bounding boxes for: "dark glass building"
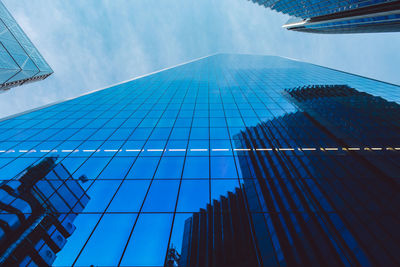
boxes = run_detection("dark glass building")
[0,1,53,92]
[0,157,89,266]
[0,54,399,266]
[250,0,400,33]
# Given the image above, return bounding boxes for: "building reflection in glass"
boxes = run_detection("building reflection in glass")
[0,157,89,266]
[177,85,400,266]
[178,187,258,267]
[0,54,399,266]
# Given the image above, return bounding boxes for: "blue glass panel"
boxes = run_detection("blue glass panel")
[170,127,190,140]
[84,180,121,212]
[190,127,209,140]
[75,214,137,266]
[126,157,160,179]
[97,157,134,179]
[108,180,150,212]
[73,157,111,181]
[129,128,152,140]
[155,157,184,179]
[210,156,238,178]
[211,179,240,201]
[53,214,101,266]
[177,180,210,212]
[120,214,173,266]
[182,157,209,179]
[0,157,38,180]
[141,180,179,212]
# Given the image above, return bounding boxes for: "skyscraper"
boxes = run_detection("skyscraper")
[0,1,53,92]
[0,54,399,266]
[250,0,400,33]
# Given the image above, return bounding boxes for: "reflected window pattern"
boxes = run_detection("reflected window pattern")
[177,187,258,267]
[0,54,399,266]
[235,85,400,266]
[0,157,89,266]
[0,1,52,92]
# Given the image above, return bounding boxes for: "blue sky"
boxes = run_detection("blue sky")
[0,0,399,119]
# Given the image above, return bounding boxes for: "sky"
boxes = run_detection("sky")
[0,0,399,119]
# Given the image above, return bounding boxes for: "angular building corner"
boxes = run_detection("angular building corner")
[0,0,53,92]
[249,0,400,33]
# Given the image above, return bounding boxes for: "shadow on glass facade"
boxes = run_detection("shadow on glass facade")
[175,84,400,266]
[0,54,399,266]
[178,187,258,267]
[0,0,53,92]
[0,157,89,266]
[234,84,400,266]
[250,0,400,33]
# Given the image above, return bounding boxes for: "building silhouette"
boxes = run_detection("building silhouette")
[250,0,400,33]
[0,157,89,266]
[0,1,53,92]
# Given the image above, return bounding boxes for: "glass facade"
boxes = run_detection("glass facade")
[0,0,53,92]
[250,0,400,33]
[250,0,395,19]
[0,54,399,266]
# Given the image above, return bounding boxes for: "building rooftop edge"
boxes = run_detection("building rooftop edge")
[0,53,219,122]
[0,52,398,123]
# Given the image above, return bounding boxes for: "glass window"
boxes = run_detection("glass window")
[73,157,111,181]
[74,214,136,266]
[129,128,152,140]
[149,127,172,140]
[109,128,133,140]
[211,179,240,201]
[120,214,173,266]
[192,117,208,127]
[155,157,184,179]
[0,157,38,180]
[210,156,238,178]
[53,214,101,266]
[164,140,187,156]
[190,127,209,140]
[108,180,150,212]
[177,180,209,212]
[84,180,121,212]
[120,140,146,157]
[126,157,160,179]
[97,157,134,179]
[142,140,167,156]
[187,140,209,156]
[141,180,179,212]
[170,127,190,140]
[210,127,229,139]
[92,140,124,157]
[182,157,209,179]
[167,213,192,259]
